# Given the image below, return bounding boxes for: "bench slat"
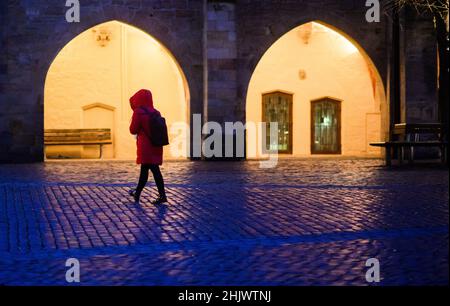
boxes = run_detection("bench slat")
[370,141,448,147]
[45,131,110,135]
[45,135,110,140]
[45,133,111,137]
[45,136,109,139]
[46,139,112,143]
[45,141,112,145]
[45,129,110,133]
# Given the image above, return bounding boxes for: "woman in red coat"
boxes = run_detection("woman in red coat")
[128,89,167,205]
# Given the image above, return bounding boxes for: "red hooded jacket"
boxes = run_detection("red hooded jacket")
[129,89,163,165]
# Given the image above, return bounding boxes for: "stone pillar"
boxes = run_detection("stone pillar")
[0,1,10,162]
[0,2,44,163]
[207,1,237,125]
[404,8,439,123]
[387,9,402,133]
[205,1,239,159]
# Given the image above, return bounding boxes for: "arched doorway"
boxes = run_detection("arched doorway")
[246,21,387,158]
[44,20,190,160]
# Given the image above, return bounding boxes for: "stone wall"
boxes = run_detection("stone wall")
[207,1,237,124]
[0,0,441,162]
[0,2,10,160]
[403,7,439,123]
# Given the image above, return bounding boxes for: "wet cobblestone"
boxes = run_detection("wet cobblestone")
[0,159,448,285]
[0,159,447,188]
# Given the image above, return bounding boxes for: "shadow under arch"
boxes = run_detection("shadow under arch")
[43,20,191,160]
[245,20,389,158]
[312,20,387,135]
[111,19,192,119]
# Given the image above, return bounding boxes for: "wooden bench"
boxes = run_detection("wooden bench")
[44,129,112,159]
[370,141,448,166]
[370,123,447,166]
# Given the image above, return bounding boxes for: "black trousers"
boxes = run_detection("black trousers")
[136,164,166,198]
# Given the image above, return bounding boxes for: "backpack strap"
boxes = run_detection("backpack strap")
[138,106,155,139]
[139,106,150,115]
[139,106,157,117]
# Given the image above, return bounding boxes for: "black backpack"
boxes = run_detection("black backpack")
[141,107,169,147]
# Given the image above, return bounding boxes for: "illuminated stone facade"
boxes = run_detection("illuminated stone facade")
[0,0,439,162]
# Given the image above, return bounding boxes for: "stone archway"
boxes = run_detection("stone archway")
[245,21,387,158]
[44,20,191,160]
[0,2,203,163]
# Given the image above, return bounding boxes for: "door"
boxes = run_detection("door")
[262,92,293,154]
[82,103,115,158]
[311,98,341,154]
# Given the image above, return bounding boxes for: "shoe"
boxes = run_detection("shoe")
[128,189,140,204]
[151,195,168,205]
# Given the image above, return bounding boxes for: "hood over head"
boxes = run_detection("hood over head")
[130,89,154,111]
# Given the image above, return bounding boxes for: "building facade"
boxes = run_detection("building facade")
[0,0,440,162]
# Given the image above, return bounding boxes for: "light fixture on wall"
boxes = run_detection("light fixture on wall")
[299,69,307,80]
[92,27,111,47]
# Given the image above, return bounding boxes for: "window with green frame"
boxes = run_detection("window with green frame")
[311,97,341,154]
[262,92,293,154]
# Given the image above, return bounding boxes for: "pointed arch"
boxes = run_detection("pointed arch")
[44,20,190,160]
[246,21,387,158]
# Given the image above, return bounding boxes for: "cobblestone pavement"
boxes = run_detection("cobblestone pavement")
[0,159,448,285]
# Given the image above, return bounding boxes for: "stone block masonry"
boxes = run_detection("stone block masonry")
[207,1,238,124]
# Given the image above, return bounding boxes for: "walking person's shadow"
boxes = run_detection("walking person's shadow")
[154,202,168,220]
[133,196,168,217]
[131,192,169,240]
